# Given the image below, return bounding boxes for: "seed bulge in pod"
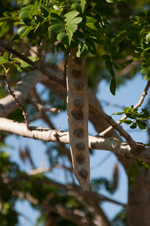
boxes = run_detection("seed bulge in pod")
[73,128,84,138]
[75,142,85,151]
[74,57,83,65]
[78,169,88,179]
[74,99,84,108]
[71,70,82,79]
[74,82,84,91]
[71,110,83,120]
[75,154,85,165]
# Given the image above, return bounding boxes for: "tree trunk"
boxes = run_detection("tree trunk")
[127,167,150,226]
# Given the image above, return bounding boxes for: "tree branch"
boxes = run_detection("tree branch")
[1,74,29,128]
[89,101,137,151]
[0,70,48,117]
[0,40,65,86]
[45,204,97,226]
[0,118,148,163]
[28,98,60,113]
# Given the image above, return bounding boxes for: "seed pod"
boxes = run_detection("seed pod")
[66,47,89,191]
[113,163,119,191]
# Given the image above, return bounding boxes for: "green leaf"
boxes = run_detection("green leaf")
[125,113,135,119]
[40,6,50,17]
[142,59,150,68]
[110,78,116,95]
[101,54,111,60]
[128,161,140,187]
[35,15,45,23]
[144,72,150,81]
[71,3,81,12]
[76,42,88,57]
[112,112,124,115]
[57,32,68,45]
[20,61,29,68]
[86,16,97,23]
[20,26,32,39]
[51,13,64,22]
[17,26,29,36]
[131,163,138,178]
[11,58,20,63]
[119,119,132,125]
[11,34,20,43]
[85,38,96,55]
[143,162,150,169]
[141,47,150,58]
[126,32,139,41]
[125,59,133,66]
[19,4,34,12]
[81,0,86,13]
[19,10,30,21]
[86,22,100,31]
[64,10,79,22]
[67,23,77,33]
[136,120,147,130]
[135,159,143,168]
[48,24,65,33]
[68,17,82,24]
[113,31,126,44]
[140,109,150,118]
[130,123,137,129]
[141,67,150,74]
[90,36,104,45]
[34,22,40,32]
[3,52,8,61]
[134,47,143,53]
[17,66,24,73]
[68,30,73,45]
[109,69,115,78]
[113,62,120,71]
[105,60,113,70]
[28,56,39,62]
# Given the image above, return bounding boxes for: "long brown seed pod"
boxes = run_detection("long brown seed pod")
[112,163,119,191]
[66,47,90,191]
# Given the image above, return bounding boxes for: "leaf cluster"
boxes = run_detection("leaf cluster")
[113,105,150,130]
[0,52,39,73]
[128,158,150,187]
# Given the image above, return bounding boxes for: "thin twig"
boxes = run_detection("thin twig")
[29,164,72,176]
[28,98,60,113]
[1,74,30,129]
[100,81,150,137]
[0,77,21,85]
[0,40,65,86]
[89,101,137,150]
